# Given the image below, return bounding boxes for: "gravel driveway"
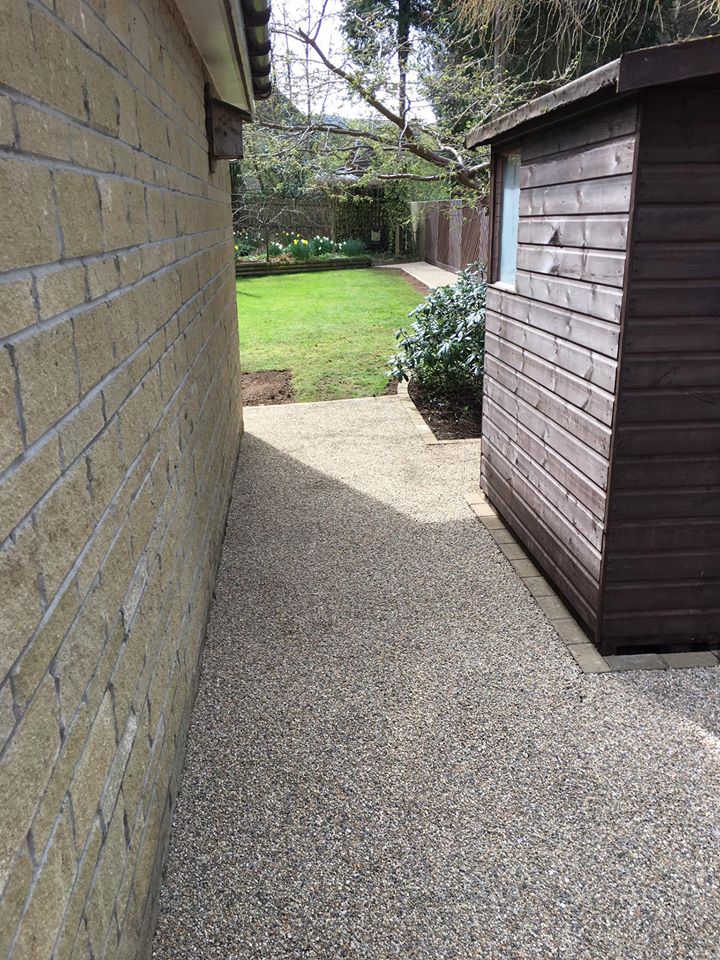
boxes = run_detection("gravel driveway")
[152,396,720,960]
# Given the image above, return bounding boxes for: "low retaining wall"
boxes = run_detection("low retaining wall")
[235,257,371,278]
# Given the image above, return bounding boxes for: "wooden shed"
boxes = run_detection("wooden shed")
[466,36,720,655]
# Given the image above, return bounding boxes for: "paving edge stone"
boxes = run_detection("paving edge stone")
[396,380,482,447]
[463,489,720,675]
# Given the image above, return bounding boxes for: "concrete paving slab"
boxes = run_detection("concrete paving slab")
[376,261,458,288]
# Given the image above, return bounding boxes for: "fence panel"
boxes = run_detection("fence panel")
[412,200,489,272]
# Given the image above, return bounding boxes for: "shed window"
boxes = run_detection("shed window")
[497,152,521,286]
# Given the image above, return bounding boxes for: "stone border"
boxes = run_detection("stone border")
[397,380,482,447]
[465,490,720,674]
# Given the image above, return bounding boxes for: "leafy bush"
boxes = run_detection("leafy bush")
[388,267,486,404]
[267,241,284,257]
[337,238,366,257]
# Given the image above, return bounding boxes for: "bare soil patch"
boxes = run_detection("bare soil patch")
[408,380,482,441]
[381,267,432,297]
[242,370,294,406]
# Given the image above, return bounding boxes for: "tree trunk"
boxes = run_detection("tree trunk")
[398,0,411,120]
[493,6,505,82]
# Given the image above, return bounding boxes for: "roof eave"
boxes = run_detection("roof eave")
[466,34,720,150]
[174,0,272,115]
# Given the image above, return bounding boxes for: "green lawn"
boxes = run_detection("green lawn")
[236,269,424,402]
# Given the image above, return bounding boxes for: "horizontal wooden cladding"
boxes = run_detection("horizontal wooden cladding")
[626,281,720,318]
[484,380,610,489]
[483,421,604,550]
[605,549,720,583]
[634,205,720,243]
[517,244,626,287]
[636,164,720,203]
[611,455,720,489]
[520,136,635,189]
[618,387,720,423]
[484,396,606,518]
[519,174,633,217]
[603,579,720,615]
[521,101,637,164]
[620,354,720,388]
[630,242,720,281]
[487,312,617,393]
[519,215,629,251]
[623,317,720,354]
[488,334,614,424]
[601,607,720,643]
[481,453,601,629]
[487,288,620,357]
[486,355,613,455]
[615,422,720,457]
[610,486,720,520]
[514,272,623,323]
[638,121,720,163]
[606,518,720,553]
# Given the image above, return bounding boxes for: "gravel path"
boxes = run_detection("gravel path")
[153,397,720,960]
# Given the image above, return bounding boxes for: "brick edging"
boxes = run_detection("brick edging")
[396,379,482,447]
[465,490,720,674]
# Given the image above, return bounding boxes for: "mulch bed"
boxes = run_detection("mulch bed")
[242,370,294,406]
[408,380,482,441]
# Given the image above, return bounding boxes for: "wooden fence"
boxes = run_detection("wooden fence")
[410,200,489,272]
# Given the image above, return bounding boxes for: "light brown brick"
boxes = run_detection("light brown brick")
[70,691,116,841]
[0,346,23,471]
[13,320,79,443]
[0,1,35,100]
[31,702,90,859]
[53,820,101,960]
[15,102,71,161]
[85,257,120,299]
[0,437,60,542]
[73,301,116,393]
[59,395,105,467]
[0,159,58,271]
[56,586,108,723]
[85,799,127,950]
[55,170,104,258]
[33,458,95,597]
[0,676,61,890]
[11,804,76,960]
[12,579,79,714]
[0,843,32,958]
[37,265,86,320]
[0,93,13,148]
[0,522,42,678]
[0,278,37,340]
[87,420,126,517]
[28,7,86,121]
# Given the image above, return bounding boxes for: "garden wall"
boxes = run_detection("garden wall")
[0,1,242,957]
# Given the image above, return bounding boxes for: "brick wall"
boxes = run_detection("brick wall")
[0,0,243,956]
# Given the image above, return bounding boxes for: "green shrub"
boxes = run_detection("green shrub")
[288,238,312,260]
[267,241,284,257]
[388,267,486,404]
[338,238,366,257]
[234,233,260,257]
[309,235,335,256]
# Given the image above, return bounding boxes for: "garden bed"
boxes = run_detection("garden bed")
[408,380,482,441]
[235,257,372,278]
[242,370,294,406]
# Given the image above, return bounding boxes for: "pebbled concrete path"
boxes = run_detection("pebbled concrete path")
[153,397,720,960]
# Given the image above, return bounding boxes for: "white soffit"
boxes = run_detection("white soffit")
[175,0,254,114]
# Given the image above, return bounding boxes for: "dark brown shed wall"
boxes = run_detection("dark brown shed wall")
[481,101,638,633]
[600,82,720,649]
